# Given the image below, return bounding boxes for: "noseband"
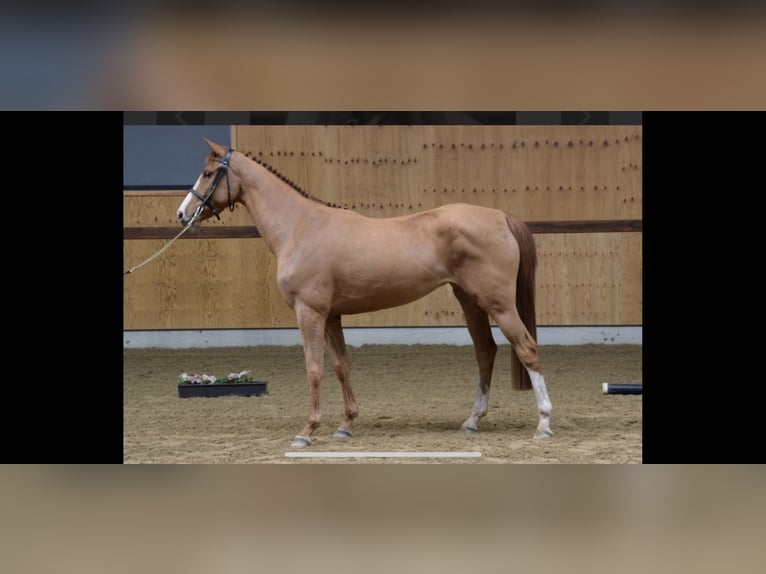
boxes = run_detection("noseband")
[189,149,235,220]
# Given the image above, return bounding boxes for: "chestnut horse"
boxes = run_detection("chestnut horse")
[177,139,553,448]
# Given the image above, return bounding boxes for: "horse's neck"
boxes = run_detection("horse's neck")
[237,157,324,255]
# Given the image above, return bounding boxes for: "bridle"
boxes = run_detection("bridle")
[189,149,235,220]
[125,148,235,277]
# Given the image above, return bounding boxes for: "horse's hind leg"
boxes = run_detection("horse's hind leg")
[492,307,553,439]
[452,285,497,433]
[325,315,358,439]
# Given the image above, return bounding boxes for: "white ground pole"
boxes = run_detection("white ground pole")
[123,326,641,349]
[285,451,482,459]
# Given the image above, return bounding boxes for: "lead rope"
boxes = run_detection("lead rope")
[123,210,201,276]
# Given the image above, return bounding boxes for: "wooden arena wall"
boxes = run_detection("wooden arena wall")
[124,125,642,329]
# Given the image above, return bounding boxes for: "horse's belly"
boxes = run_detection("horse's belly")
[331,275,447,315]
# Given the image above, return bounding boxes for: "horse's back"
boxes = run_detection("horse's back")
[330,202,519,274]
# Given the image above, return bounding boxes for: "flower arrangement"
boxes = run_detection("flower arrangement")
[179,370,254,385]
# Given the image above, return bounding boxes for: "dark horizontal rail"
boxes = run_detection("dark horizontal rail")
[124,226,263,239]
[123,219,642,240]
[527,219,642,233]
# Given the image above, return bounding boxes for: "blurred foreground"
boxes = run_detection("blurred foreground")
[1,465,764,574]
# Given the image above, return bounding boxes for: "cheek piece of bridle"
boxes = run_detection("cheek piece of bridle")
[189,149,235,220]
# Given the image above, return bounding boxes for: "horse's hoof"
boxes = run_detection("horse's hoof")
[290,435,312,448]
[333,428,352,440]
[533,429,553,440]
[462,425,478,434]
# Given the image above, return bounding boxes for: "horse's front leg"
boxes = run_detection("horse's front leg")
[291,303,328,448]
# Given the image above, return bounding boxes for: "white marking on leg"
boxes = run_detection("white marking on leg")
[474,388,489,417]
[463,386,489,431]
[525,367,553,439]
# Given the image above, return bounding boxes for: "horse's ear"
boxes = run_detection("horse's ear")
[203,137,228,158]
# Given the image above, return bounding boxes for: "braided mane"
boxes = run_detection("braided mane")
[244,151,345,209]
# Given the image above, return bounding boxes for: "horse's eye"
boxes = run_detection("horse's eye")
[203,171,212,178]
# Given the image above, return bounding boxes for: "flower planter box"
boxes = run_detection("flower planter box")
[178,381,268,398]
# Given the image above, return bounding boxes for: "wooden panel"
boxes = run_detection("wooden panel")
[124,238,295,330]
[231,125,642,221]
[124,125,641,330]
[536,233,642,325]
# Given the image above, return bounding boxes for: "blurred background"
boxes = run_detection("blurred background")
[2,3,765,109]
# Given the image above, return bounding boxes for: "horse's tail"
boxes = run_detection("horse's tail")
[506,215,537,391]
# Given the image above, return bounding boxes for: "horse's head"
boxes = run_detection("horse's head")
[177,138,243,225]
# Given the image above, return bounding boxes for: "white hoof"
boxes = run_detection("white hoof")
[290,435,312,448]
[461,425,478,434]
[533,429,554,440]
[333,428,352,440]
